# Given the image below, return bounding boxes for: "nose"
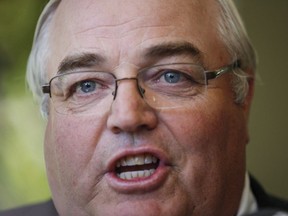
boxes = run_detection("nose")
[107,78,158,134]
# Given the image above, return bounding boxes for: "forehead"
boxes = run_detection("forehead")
[48,0,226,74]
[53,0,218,34]
[54,0,216,24]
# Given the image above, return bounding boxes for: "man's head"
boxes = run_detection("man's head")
[27,0,256,215]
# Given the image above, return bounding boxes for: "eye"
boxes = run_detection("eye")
[163,70,181,83]
[77,80,97,93]
[158,69,196,86]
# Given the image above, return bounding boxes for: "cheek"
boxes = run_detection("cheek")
[159,98,247,212]
[161,96,247,181]
[44,114,106,201]
[46,116,94,165]
[163,104,229,152]
[173,87,247,150]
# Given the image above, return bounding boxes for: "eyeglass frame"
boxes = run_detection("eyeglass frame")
[42,60,241,99]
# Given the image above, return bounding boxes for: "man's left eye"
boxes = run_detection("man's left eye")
[163,70,181,83]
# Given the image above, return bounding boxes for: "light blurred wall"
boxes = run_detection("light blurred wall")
[235,0,288,200]
[0,0,287,211]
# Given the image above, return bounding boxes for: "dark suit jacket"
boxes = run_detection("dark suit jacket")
[250,175,288,212]
[0,200,58,216]
[0,176,287,216]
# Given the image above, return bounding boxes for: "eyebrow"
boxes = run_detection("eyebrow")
[57,41,202,74]
[144,41,203,63]
[58,52,106,74]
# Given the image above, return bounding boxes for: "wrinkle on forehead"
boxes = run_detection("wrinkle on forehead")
[54,0,215,36]
[76,22,174,41]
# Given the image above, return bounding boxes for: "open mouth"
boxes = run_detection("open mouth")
[115,154,160,180]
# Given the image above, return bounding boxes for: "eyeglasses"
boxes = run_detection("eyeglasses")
[42,61,239,115]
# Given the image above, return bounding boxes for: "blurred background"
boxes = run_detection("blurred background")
[0,0,287,211]
[0,0,49,210]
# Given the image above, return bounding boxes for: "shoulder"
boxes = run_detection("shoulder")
[250,175,288,213]
[0,200,58,216]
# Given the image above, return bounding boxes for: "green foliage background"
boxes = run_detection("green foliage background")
[0,0,49,210]
[0,0,287,212]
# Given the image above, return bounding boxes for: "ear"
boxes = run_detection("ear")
[242,75,255,116]
[240,69,255,145]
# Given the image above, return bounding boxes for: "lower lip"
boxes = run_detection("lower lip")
[105,164,170,194]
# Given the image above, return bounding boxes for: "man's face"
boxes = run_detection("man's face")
[45,0,252,215]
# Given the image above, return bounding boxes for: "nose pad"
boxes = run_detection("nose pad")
[138,85,146,97]
[112,77,145,100]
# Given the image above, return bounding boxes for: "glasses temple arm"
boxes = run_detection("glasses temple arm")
[205,60,241,83]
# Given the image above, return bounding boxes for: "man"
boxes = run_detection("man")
[1,0,287,215]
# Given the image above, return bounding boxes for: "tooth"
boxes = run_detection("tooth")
[125,172,132,180]
[135,155,145,165]
[121,158,127,166]
[131,171,138,178]
[118,169,156,180]
[126,156,135,166]
[138,170,145,178]
[120,173,126,179]
[145,155,153,164]
[150,169,155,175]
[116,154,159,180]
[144,170,151,177]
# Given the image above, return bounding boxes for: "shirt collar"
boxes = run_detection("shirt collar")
[237,172,258,216]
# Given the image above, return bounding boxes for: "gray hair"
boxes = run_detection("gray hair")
[26,0,256,118]
[26,0,60,118]
[216,0,256,103]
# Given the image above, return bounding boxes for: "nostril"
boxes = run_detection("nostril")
[110,126,121,134]
[107,107,158,133]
